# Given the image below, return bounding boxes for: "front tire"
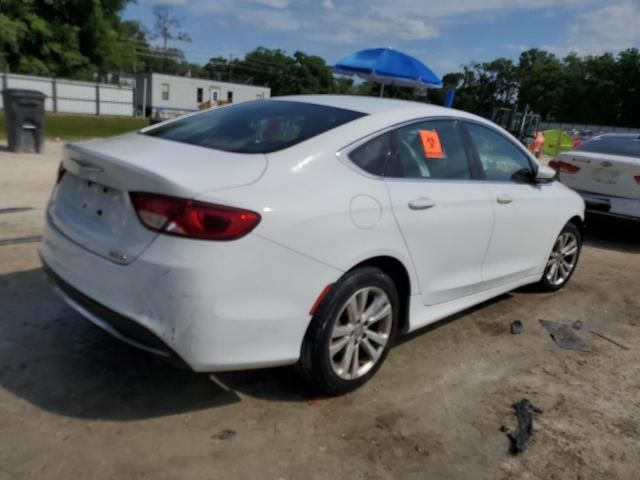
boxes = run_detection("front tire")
[537,221,582,291]
[298,267,399,395]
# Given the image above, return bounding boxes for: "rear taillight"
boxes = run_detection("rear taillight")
[634,175,640,185]
[130,192,261,241]
[56,162,66,184]
[548,160,580,174]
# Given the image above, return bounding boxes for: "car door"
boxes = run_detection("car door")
[384,119,494,305]
[463,121,558,287]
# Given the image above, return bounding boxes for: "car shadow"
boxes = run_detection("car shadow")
[0,267,246,421]
[2,267,515,420]
[583,213,640,254]
[0,261,573,421]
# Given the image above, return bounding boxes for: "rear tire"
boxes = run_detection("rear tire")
[536,221,582,291]
[298,267,399,395]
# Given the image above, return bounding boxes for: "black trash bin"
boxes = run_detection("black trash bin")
[2,89,46,153]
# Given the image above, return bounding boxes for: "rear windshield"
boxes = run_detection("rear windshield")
[577,136,640,158]
[143,100,366,153]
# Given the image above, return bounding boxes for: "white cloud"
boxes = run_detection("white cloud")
[370,0,590,19]
[161,0,639,64]
[321,0,335,10]
[247,0,294,8]
[543,1,640,56]
[506,43,529,52]
[238,9,301,30]
[348,11,440,41]
[222,2,440,39]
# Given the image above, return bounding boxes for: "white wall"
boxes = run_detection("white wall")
[1,73,134,116]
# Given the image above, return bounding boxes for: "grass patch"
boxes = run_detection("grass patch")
[0,112,150,140]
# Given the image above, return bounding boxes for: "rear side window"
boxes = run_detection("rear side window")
[386,120,472,180]
[349,133,390,176]
[577,136,640,158]
[144,100,366,154]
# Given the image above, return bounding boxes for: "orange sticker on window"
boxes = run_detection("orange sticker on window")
[419,130,444,159]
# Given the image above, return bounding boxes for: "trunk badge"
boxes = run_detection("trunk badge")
[600,161,613,167]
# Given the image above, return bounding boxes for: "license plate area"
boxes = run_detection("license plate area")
[53,173,130,238]
[592,168,619,185]
[76,179,123,214]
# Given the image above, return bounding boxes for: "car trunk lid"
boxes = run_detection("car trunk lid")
[557,150,640,200]
[48,133,267,264]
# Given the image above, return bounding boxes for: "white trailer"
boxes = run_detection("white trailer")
[123,73,271,118]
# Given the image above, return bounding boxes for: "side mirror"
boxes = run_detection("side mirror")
[535,164,557,183]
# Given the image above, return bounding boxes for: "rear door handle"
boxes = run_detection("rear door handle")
[496,194,513,204]
[408,197,436,210]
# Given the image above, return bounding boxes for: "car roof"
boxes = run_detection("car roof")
[594,133,640,140]
[274,94,478,120]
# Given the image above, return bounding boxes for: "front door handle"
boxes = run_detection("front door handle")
[408,197,436,210]
[497,194,513,204]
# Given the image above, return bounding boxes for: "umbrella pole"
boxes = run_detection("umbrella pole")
[379,83,384,97]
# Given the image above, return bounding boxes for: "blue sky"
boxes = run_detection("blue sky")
[124,0,640,76]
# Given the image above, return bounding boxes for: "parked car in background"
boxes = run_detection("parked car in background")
[40,96,585,395]
[550,134,640,221]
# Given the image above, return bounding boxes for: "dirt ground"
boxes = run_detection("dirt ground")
[1,141,639,480]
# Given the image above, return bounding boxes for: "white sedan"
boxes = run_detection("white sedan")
[550,133,640,221]
[40,95,585,394]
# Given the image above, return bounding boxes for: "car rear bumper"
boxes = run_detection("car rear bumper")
[42,260,175,358]
[576,189,640,221]
[40,216,342,371]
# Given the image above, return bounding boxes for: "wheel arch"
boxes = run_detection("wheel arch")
[348,255,412,335]
[568,215,585,239]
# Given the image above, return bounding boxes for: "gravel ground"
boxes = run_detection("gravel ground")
[1,141,639,480]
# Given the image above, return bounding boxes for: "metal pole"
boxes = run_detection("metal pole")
[142,77,147,117]
[132,84,136,117]
[519,104,529,140]
[379,83,384,97]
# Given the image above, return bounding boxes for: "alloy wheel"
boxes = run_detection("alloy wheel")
[545,232,579,286]
[329,287,393,380]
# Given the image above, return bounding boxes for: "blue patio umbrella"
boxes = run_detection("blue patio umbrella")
[333,48,442,96]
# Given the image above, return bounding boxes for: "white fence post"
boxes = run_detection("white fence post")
[52,78,58,113]
[96,85,100,115]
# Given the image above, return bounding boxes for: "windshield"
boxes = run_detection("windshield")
[143,100,366,154]
[577,135,640,158]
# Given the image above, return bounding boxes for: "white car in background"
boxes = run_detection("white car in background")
[40,96,584,395]
[551,133,640,221]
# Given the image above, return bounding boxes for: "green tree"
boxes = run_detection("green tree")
[516,49,564,119]
[0,0,141,79]
[615,48,640,127]
[289,51,335,94]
